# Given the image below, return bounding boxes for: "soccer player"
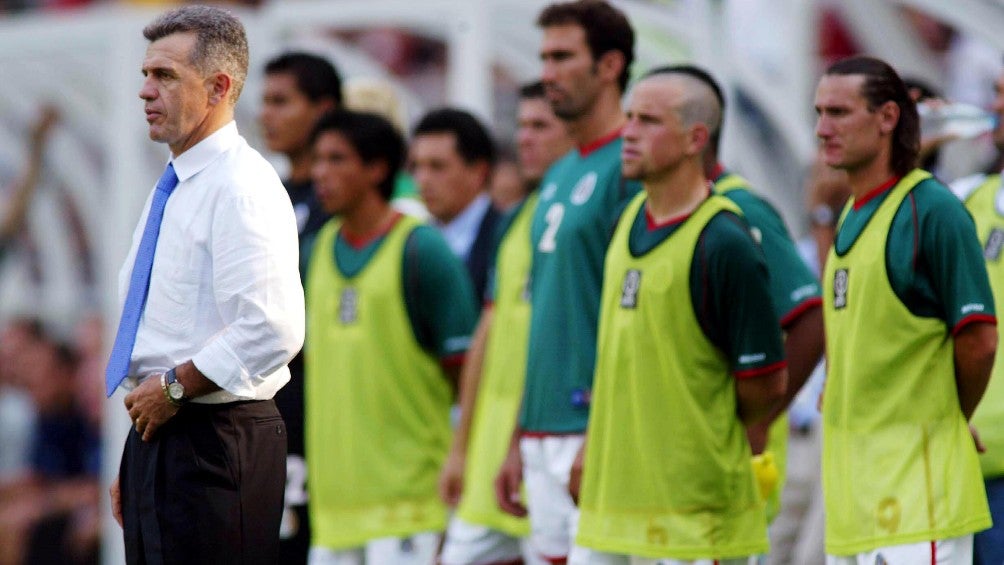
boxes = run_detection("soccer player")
[652,65,825,523]
[258,50,342,563]
[571,69,787,565]
[815,55,996,564]
[494,2,641,562]
[304,110,478,565]
[439,81,573,565]
[949,65,1004,565]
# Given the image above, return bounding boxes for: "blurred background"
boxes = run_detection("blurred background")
[0,1,1002,563]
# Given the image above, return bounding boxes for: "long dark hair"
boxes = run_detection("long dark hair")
[825,56,919,176]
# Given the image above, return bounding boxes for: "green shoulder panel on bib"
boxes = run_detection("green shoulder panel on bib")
[577,193,769,559]
[964,174,1004,479]
[822,169,989,554]
[305,215,452,549]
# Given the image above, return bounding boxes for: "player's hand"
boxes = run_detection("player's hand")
[109,475,123,528]
[438,448,465,507]
[568,442,585,505]
[494,441,527,517]
[970,424,987,453]
[751,450,779,501]
[124,374,179,442]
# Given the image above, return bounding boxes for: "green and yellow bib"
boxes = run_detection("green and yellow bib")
[305,216,452,549]
[822,169,989,555]
[456,194,538,536]
[576,192,767,559]
[963,173,1004,480]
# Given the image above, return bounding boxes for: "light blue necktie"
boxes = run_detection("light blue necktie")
[105,163,179,397]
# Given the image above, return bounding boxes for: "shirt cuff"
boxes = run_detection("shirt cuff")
[735,360,787,380]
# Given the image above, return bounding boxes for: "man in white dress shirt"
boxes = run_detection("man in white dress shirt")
[106,6,305,564]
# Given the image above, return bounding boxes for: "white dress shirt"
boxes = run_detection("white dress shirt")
[117,122,305,403]
[434,193,491,260]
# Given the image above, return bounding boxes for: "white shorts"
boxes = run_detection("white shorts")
[825,535,972,565]
[441,516,546,565]
[308,532,440,565]
[521,434,586,563]
[569,546,762,565]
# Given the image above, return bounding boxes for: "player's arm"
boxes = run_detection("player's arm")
[699,213,787,432]
[921,193,997,420]
[440,306,493,506]
[405,227,479,504]
[495,414,527,517]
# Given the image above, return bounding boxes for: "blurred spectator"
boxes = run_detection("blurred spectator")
[0,318,41,480]
[488,148,523,211]
[343,76,428,219]
[410,108,499,305]
[0,328,100,565]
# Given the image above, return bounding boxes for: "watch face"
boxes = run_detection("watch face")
[168,382,185,401]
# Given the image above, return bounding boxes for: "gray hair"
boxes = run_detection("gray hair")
[143,5,249,105]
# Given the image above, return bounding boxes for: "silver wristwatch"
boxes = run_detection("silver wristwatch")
[162,368,186,406]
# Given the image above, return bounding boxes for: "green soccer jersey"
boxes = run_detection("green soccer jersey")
[822,170,992,555]
[305,215,477,549]
[714,170,823,521]
[577,192,782,559]
[957,173,1004,479]
[520,133,642,433]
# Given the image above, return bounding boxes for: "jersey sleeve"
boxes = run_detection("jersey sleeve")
[916,184,996,332]
[724,190,822,327]
[691,211,787,377]
[403,226,479,363]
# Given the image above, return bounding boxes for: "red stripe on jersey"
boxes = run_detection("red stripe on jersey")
[780,296,823,329]
[952,313,997,336]
[540,555,567,565]
[578,127,623,157]
[710,162,726,182]
[931,540,936,565]
[441,352,466,368]
[853,176,901,210]
[735,360,787,380]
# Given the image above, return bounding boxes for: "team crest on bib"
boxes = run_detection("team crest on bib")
[985,228,1004,261]
[620,269,641,309]
[570,172,597,205]
[833,268,849,309]
[339,287,359,323]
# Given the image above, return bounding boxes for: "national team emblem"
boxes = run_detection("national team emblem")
[833,268,849,309]
[985,228,1004,261]
[570,172,597,205]
[620,269,641,309]
[540,182,558,201]
[339,287,359,323]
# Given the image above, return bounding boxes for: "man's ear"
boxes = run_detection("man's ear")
[596,50,625,84]
[687,123,711,157]
[877,100,900,135]
[207,73,233,106]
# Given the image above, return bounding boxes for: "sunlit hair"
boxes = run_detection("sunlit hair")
[143,5,249,105]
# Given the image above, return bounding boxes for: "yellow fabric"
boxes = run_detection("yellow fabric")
[963,174,1004,479]
[305,216,452,549]
[822,169,990,555]
[714,172,789,523]
[577,192,767,559]
[456,194,538,536]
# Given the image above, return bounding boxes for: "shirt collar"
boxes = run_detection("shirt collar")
[436,193,491,258]
[169,121,240,183]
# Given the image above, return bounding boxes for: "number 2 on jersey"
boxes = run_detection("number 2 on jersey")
[538,203,565,253]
